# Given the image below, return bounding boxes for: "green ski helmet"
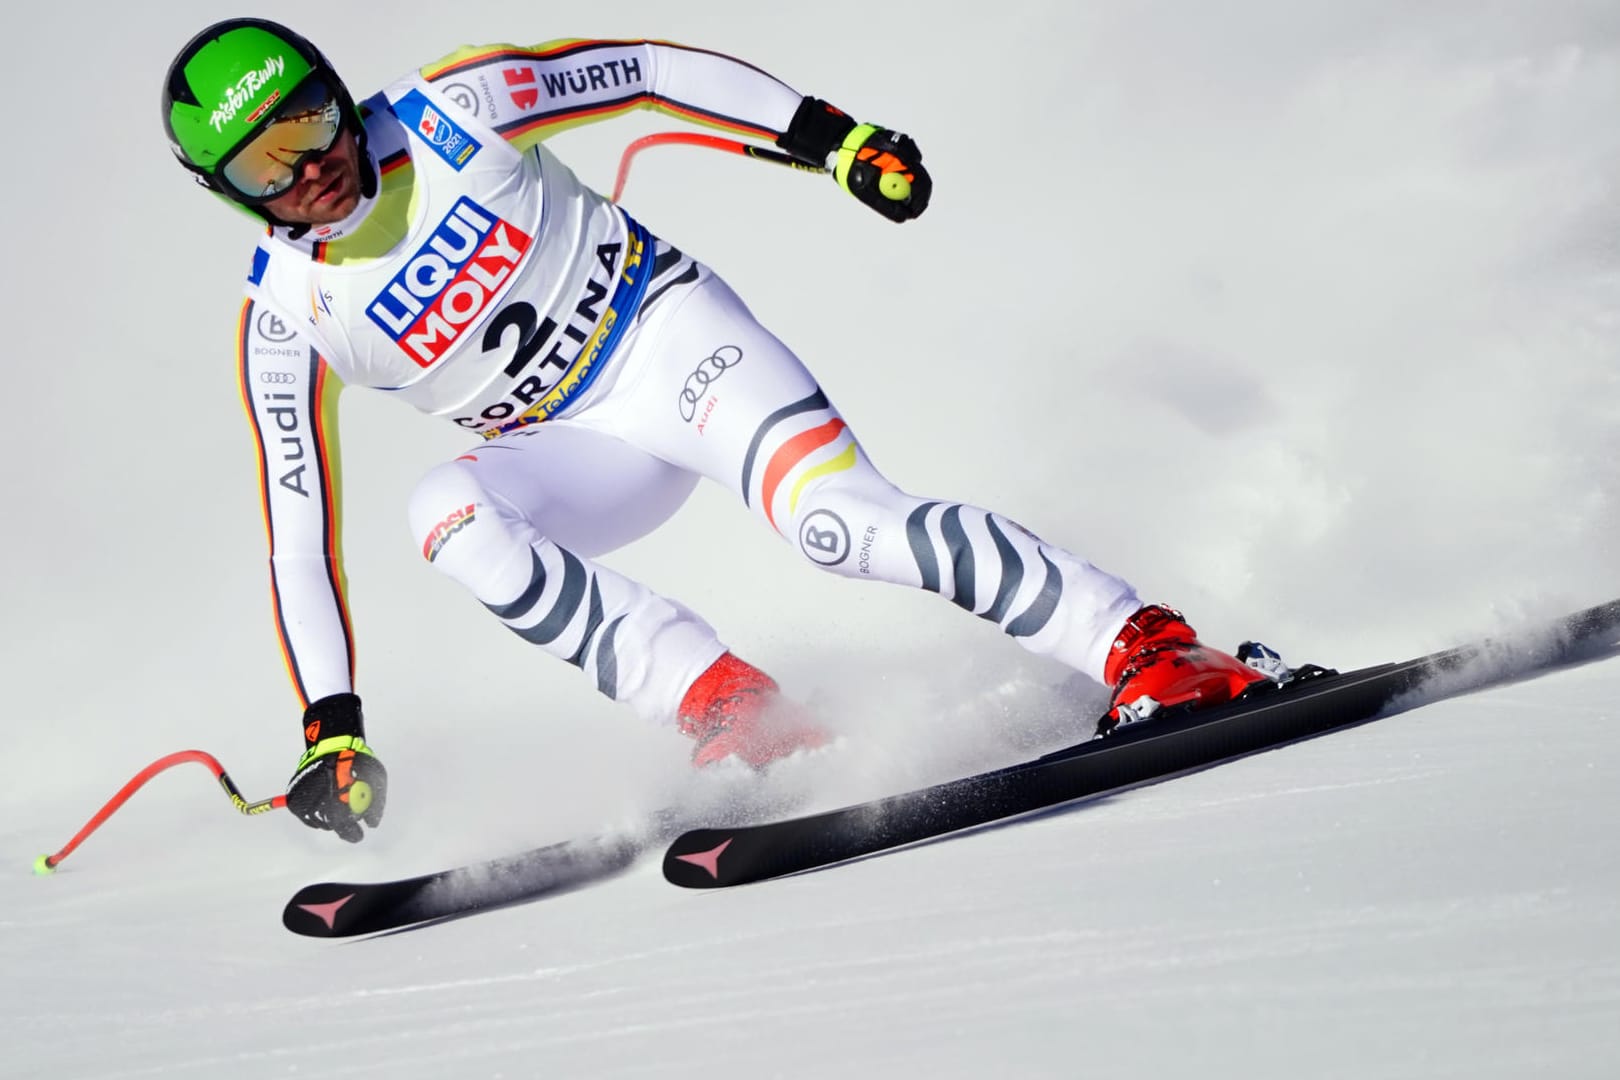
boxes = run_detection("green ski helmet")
[162,18,374,222]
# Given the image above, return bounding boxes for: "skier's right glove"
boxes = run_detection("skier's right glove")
[777,96,932,223]
[286,693,388,844]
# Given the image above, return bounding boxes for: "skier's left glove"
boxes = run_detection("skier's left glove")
[777,96,932,223]
[286,693,388,844]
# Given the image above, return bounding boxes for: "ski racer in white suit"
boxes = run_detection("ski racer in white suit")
[162,20,1269,843]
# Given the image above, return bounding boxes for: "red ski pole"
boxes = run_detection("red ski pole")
[33,750,284,875]
[611,131,830,203]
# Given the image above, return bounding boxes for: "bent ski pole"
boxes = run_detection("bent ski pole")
[34,750,284,875]
[611,131,830,203]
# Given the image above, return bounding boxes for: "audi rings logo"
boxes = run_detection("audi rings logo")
[443,82,479,116]
[256,311,297,343]
[799,510,851,566]
[259,371,297,384]
[678,345,742,421]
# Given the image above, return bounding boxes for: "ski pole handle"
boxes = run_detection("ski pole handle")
[34,750,284,875]
[611,131,830,203]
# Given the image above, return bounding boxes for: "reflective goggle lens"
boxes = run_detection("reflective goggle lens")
[220,77,343,200]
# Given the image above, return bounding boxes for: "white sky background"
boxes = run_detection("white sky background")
[2,3,1619,1077]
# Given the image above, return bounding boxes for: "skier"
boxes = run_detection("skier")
[163,19,1270,844]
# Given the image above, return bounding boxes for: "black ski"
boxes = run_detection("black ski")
[283,832,642,937]
[282,781,812,936]
[663,598,1620,888]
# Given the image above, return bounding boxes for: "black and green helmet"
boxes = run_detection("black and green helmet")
[162,18,369,218]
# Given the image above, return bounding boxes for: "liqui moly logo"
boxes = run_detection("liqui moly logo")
[367,197,532,367]
[211,56,286,131]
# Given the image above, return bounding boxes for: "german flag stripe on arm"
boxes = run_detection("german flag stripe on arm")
[421,38,791,86]
[311,358,354,689]
[497,96,779,146]
[421,40,587,80]
[237,300,354,709]
[420,38,801,150]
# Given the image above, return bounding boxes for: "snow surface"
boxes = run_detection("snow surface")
[4,2,1620,1077]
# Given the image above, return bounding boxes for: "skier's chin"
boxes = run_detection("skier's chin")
[310,182,359,223]
[295,174,357,224]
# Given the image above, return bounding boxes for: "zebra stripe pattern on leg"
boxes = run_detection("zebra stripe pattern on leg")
[906,501,1063,639]
[483,546,627,698]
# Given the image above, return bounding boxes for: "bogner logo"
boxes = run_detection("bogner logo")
[211,56,286,131]
[367,197,532,367]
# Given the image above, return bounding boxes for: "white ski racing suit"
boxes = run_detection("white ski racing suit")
[237,38,1143,724]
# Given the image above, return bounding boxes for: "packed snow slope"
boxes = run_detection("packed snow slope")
[3,2,1618,1077]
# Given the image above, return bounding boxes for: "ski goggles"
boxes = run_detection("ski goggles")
[216,76,344,202]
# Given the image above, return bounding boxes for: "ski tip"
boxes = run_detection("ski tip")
[282,884,365,937]
[663,832,740,889]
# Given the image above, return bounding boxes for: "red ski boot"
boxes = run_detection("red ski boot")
[677,652,829,769]
[1100,605,1270,734]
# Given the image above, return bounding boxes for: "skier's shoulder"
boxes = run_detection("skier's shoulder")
[241,238,310,344]
[415,40,598,82]
[244,233,294,302]
[362,65,498,171]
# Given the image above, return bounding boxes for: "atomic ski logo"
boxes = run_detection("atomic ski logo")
[295,893,354,931]
[673,837,733,880]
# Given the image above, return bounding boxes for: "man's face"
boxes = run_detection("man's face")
[261,128,362,226]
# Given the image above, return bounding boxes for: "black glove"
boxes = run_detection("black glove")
[286,693,387,843]
[777,96,932,223]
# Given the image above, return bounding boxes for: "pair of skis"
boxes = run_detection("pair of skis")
[284,598,1620,938]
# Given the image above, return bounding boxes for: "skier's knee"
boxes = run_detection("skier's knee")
[407,460,487,566]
